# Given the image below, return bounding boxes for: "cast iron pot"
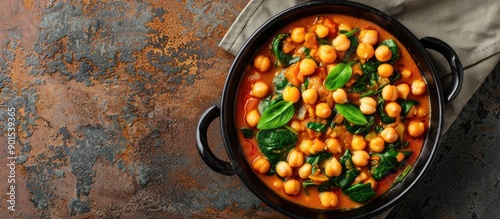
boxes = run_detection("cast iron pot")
[196,1,463,218]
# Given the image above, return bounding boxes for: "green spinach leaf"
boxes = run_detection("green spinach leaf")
[335,103,368,126]
[273,70,289,92]
[306,122,328,133]
[345,115,374,135]
[344,183,376,203]
[306,152,332,175]
[257,100,294,130]
[377,96,396,124]
[370,149,399,180]
[325,62,355,90]
[256,128,298,170]
[272,33,300,67]
[240,127,254,139]
[400,99,420,121]
[393,165,412,185]
[332,150,359,189]
[380,39,400,64]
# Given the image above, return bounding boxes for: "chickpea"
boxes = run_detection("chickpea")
[290,120,302,132]
[385,102,402,118]
[332,88,348,104]
[275,161,293,178]
[251,81,269,98]
[291,27,306,43]
[246,109,260,128]
[359,96,377,115]
[253,55,271,72]
[287,150,305,168]
[374,45,392,62]
[380,126,398,143]
[316,103,332,119]
[252,156,270,174]
[352,150,370,167]
[369,136,385,152]
[302,88,318,104]
[401,69,412,79]
[359,29,378,45]
[320,191,339,208]
[332,34,350,52]
[412,79,427,96]
[396,83,411,100]
[382,85,399,102]
[338,23,352,32]
[377,63,394,78]
[408,121,426,137]
[356,43,374,60]
[299,58,317,76]
[298,163,313,179]
[300,139,314,156]
[326,138,342,154]
[351,135,367,150]
[311,138,327,154]
[318,45,337,64]
[315,24,330,38]
[283,86,301,103]
[416,106,428,118]
[284,179,301,196]
[325,157,342,177]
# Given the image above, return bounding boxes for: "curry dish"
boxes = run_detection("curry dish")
[235,14,430,210]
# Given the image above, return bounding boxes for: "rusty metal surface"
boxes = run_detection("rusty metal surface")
[1,0,499,219]
[0,0,283,218]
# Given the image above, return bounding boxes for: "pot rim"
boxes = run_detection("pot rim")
[220,1,446,218]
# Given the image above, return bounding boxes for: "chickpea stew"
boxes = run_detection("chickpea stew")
[235,14,430,210]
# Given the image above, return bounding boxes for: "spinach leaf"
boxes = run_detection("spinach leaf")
[345,115,374,135]
[335,103,368,126]
[380,39,400,64]
[341,28,359,62]
[306,152,332,175]
[370,149,399,180]
[377,96,396,124]
[257,100,294,130]
[306,122,328,133]
[361,59,380,74]
[325,61,355,90]
[393,165,412,185]
[273,70,289,92]
[302,180,317,195]
[272,33,300,67]
[256,128,298,170]
[344,183,376,203]
[332,150,359,189]
[400,99,420,121]
[350,71,376,93]
[389,70,402,84]
[386,139,409,150]
[240,127,254,139]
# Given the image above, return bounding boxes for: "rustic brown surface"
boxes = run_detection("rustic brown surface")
[2,0,500,219]
[0,0,285,218]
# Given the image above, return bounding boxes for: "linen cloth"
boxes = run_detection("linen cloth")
[219,0,500,133]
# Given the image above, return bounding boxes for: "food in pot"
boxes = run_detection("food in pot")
[235,14,430,210]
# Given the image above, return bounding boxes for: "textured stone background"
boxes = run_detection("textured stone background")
[0,0,498,218]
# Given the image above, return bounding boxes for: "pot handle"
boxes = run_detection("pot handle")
[420,37,464,104]
[196,105,235,176]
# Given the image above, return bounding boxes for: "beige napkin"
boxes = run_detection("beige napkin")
[219,0,500,133]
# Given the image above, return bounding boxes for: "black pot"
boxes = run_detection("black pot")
[196,1,463,218]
